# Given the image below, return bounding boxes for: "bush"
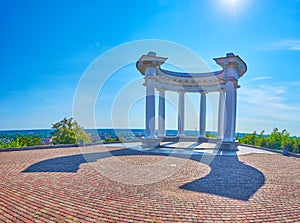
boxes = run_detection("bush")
[19,135,42,146]
[206,133,216,138]
[105,137,123,142]
[238,127,299,153]
[0,135,42,148]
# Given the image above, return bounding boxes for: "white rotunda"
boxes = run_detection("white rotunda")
[136,52,247,150]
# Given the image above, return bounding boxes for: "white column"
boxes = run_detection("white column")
[218,91,225,139]
[223,81,237,142]
[158,90,165,137]
[199,93,206,138]
[177,92,185,137]
[233,86,237,136]
[145,65,156,138]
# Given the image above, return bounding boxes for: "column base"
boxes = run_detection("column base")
[177,134,185,138]
[197,136,208,143]
[157,134,165,138]
[219,141,239,151]
[141,138,161,148]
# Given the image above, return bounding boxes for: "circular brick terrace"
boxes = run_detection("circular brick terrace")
[0,144,299,222]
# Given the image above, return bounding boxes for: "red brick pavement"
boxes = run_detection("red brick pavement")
[0,145,299,222]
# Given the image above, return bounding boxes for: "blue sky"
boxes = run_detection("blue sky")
[1,0,300,135]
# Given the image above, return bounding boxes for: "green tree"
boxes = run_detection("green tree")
[51,117,91,145]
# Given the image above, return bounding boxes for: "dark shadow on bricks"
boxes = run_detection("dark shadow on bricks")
[182,154,265,201]
[22,149,162,173]
[22,148,265,201]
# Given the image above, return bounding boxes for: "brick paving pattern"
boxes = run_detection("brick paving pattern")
[0,145,299,222]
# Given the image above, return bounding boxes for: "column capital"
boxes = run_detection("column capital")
[224,79,239,88]
[214,52,247,80]
[144,75,156,80]
[156,88,166,92]
[143,76,157,87]
[144,67,157,77]
[177,91,185,94]
[136,52,168,76]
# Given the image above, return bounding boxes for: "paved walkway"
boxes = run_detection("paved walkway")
[0,144,299,222]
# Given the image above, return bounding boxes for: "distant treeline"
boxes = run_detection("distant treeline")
[237,128,300,154]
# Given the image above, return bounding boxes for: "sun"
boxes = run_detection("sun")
[219,0,248,15]
[222,0,240,7]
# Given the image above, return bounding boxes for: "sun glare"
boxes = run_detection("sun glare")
[218,0,249,16]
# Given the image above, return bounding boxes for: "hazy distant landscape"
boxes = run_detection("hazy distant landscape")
[0,128,219,144]
[1,128,299,154]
